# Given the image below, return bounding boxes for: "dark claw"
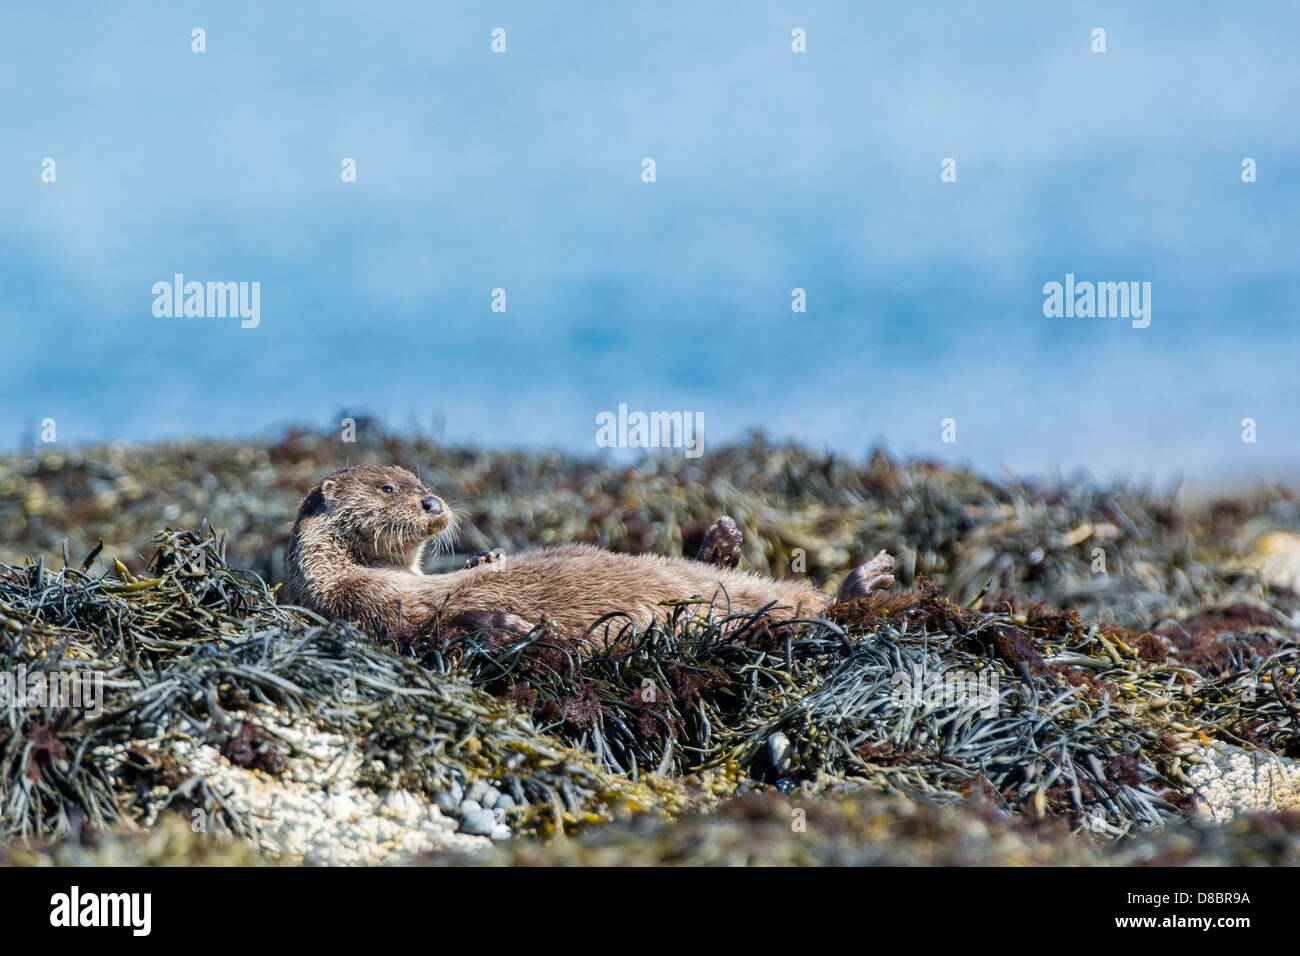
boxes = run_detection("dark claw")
[465,549,505,569]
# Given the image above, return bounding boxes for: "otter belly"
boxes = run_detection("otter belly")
[432,544,828,638]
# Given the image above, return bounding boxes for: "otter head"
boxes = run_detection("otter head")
[301,464,454,570]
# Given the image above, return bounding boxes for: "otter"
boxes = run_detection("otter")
[285,465,894,647]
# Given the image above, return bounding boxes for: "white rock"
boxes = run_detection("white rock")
[1240,531,1300,593]
[1185,743,1300,823]
[158,707,491,865]
[323,795,355,821]
[378,789,421,823]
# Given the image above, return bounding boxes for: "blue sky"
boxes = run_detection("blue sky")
[2,2,1297,484]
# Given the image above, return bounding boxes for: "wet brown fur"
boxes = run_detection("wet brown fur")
[285,465,884,648]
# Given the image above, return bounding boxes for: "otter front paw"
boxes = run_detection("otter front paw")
[696,516,743,569]
[835,549,895,602]
[465,549,506,569]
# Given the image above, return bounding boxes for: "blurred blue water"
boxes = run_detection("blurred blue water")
[2,2,1296,484]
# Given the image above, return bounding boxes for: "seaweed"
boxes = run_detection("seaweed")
[0,529,665,842]
[1,429,1298,862]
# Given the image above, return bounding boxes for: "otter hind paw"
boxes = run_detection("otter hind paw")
[465,549,506,569]
[447,609,536,638]
[835,549,896,602]
[696,516,743,569]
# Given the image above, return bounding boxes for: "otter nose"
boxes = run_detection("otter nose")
[421,495,444,515]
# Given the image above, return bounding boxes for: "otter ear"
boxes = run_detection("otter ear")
[320,478,339,502]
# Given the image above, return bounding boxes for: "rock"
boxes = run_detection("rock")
[458,808,500,837]
[1242,531,1300,593]
[1186,743,1300,822]
[378,789,420,822]
[322,795,355,821]
[164,710,494,865]
[767,731,793,775]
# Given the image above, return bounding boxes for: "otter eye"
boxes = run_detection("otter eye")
[381,485,394,494]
